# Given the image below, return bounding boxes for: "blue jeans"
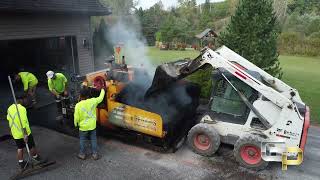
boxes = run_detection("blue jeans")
[79,129,97,154]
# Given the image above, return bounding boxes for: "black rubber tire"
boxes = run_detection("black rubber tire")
[233,135,269,170]
[172,136,186,153]
[187,123,220,157]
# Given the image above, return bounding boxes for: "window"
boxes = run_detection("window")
[211,78,253,117]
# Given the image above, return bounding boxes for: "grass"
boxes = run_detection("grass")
[280,55,320,124]
[146,47,320,124]
[147,47,200,65]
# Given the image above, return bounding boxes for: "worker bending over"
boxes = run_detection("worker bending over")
[7,98,41,169]
[46,71,68,120]
[74,88,105,160]
[15,72,38,104]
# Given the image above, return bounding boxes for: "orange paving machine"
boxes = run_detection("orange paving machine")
[64,53,200,151]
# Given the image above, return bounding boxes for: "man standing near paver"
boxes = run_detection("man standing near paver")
[74,88,105,160]
[46,71,68,120]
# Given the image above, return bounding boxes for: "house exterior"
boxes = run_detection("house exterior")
[0,0,111,75]
[195,28,218,49]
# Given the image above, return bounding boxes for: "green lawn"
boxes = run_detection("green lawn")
[146,47,320,124]
[147,47,200,65]
[280,55,320,124]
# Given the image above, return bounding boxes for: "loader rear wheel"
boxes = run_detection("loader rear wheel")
[187,123,220,156]
[234,135,268,170]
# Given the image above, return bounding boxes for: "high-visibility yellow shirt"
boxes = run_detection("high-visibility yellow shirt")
[7,104,31,139]
[48,73,68,94]
[74,89,105,131]
[18,72,38,91]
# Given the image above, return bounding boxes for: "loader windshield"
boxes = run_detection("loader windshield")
[211,77,254,118]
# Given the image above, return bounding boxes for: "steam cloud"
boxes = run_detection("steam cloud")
[104,15,199,129]
[107,17,156,77]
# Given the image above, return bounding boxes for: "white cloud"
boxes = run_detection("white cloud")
[136,0,225,10]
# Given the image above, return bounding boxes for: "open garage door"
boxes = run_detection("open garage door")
[0,36,78,111]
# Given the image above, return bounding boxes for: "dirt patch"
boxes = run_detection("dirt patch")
[203,145,273,180]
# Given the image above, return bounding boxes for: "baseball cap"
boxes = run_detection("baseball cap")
[46,71,55,79]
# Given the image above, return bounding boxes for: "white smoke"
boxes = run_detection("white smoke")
[107,17,156,77]
[105,16,196,125]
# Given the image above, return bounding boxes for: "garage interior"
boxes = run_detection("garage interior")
[0,36,78,118]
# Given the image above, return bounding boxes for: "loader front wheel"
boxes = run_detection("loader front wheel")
[234,135,268,170]
[187,123,220,156]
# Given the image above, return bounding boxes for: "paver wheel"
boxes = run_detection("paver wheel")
[187,123,220,156]
[233,135,269,170]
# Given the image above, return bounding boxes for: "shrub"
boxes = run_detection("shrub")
[278,31,320,56]
[187,67,213,98]
[308,31,320,39]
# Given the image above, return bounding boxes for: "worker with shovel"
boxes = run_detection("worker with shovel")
[15,72,38,105]
[46,70,68,120]
[7,76,56,179]
[74,88,105,160]
[7,97,41,169]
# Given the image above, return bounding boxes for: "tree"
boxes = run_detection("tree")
[177,0,198,43]
[198,0,214,30]
[135,1,168,45]
[100,0,137,15]
[159,14,178,42]
[219,0,282,77]
[227,0,239,14]
[288,0,320,15]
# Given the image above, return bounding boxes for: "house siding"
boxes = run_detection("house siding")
[0,0,111,15]
[0,14,94,75]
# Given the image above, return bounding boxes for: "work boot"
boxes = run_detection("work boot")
[19,161,28,170]
[77,153,86,160]
[33,155,42,162]
[92,153,99,160]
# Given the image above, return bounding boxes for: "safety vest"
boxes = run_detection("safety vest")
[74,89,105,131]
[7,104,31,139]
[48,73,68,94]
[18,72,38,91]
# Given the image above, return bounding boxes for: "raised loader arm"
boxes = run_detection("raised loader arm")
[147,47,303,123]
[215,46,303,104]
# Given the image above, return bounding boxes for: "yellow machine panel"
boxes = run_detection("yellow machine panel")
[108,100,164,138]
[83,70,165,138]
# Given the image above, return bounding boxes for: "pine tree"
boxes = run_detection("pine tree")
[219,0,282,78]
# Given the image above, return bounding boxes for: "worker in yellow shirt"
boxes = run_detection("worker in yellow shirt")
[46,71,68,97]
[7,98,41,169]
[15,72,38,104]
[46,71,68,120]
[74,88,105,160]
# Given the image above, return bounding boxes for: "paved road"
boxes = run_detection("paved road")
[0,123,319,180]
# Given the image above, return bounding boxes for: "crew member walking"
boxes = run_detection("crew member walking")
[74,88,105,160]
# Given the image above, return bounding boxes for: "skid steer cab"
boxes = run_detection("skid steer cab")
[151,46,310,170]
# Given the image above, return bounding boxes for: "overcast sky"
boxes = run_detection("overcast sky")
[137,0,225,10]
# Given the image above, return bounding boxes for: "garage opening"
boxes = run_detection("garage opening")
[0,36,78,111]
